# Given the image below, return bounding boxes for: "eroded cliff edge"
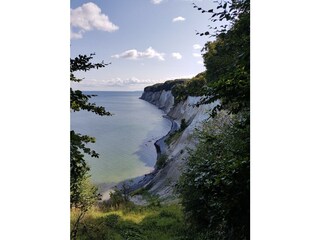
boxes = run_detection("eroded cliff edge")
[138,80,219,203]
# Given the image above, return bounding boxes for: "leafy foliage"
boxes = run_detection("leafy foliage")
[70,53,112,239]
[171,72,207,103]
[70,54,111,116]
[178,1,250,239]
[156,154,168,169]
[70,89,110,115]
[195,0,250,117]
[193,0,250,37]
[109,188,126,210]
[71,176,100,239]
[70,53,111,208]
[143,79,187,93]
[70,130,98,206]
[70,54,108,82]
[109,184,131,210]
[178,113,250,239]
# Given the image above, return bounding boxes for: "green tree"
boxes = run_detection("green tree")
[109,183,131,209]
[70,54,111,207]
[71,176,99,239]
[179,113,250,239]
[195,0,250,116]
[178,1,250,239]
[70,54,111,239]
[171,73,207,104]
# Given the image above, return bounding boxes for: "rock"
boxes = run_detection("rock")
[139,88,219,203]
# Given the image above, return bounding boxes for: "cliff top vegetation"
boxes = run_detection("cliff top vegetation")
[143,79,187,92]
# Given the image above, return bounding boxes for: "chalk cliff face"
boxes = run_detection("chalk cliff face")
[140,90,174,114]
[140,89,219,202]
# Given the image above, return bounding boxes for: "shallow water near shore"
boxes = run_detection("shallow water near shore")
[71,91,172,186]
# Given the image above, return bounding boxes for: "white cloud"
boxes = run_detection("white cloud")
[172,16,186,22]
[172,52,182,60]
[112,47,165,61]
[102,77,155,87]
[70,2,119,39]
[193,53,202,58]
[197,60,204,65]
[116,77,156,86]
[151,0,163,4]
[71,30,84,39]
[75,77,157,88]
[73,75,203,90]
[193,44,202,50]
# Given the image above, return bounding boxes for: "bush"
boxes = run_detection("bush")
[104,214,120,227]
[156,154,168,169]
[109,183,131,210]
[180,119,188,131]
[178,112,250,239]
[147,196,161,207]
[144,79,187,92]
[171,73,207,104]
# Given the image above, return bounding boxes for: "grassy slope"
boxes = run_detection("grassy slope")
[71,204,187,240]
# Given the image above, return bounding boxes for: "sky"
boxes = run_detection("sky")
[70,0,218,91]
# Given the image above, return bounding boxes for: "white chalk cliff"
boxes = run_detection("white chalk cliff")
[140,89,219,202]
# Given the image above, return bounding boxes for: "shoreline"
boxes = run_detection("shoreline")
[154,115,179,156]
[118,114,178,193]
[99,101,176,201]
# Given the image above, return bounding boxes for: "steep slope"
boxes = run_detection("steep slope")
[140,89,174,114]
[139,83,219,202]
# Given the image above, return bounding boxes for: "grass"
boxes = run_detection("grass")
[71,204,187,240]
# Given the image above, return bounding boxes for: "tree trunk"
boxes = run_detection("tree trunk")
[71,210,86,240]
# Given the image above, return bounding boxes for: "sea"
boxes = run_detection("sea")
[71,91,172,189]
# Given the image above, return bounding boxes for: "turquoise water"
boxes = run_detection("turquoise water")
[71,91,171,185]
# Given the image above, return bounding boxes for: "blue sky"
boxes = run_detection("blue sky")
[70,0,217,91]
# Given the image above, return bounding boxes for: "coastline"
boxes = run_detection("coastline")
[117,114,177,193]
[154,115,179,156]
[99,101,176,201]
